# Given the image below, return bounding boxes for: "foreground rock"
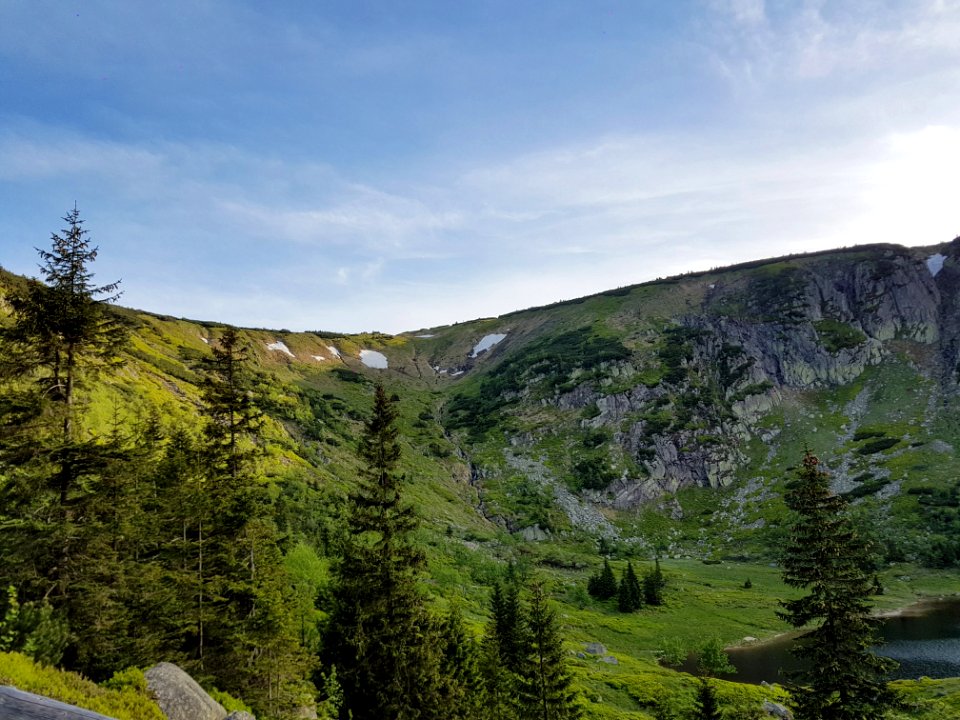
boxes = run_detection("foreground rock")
[145,663,227,720]
[0,686,118,719]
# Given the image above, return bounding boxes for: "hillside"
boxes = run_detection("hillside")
[3,237,960,719]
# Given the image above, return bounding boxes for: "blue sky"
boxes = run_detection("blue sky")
[1,1,959,333]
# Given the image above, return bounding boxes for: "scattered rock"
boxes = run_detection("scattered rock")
[743,636,758,643]
[763,700,793,719]
[598,655,619,665]
[518,524,550,541]
[931,439,953,454]
[145,662,226,720]
[225,714,256,720]
[584,642,607,656]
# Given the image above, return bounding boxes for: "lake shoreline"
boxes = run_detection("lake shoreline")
[730,593,960,650]
[723,595,960,684]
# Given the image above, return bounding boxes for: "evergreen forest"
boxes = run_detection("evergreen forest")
[2,211,960,719]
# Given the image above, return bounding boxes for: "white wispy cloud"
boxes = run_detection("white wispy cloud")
[2,1,958,333]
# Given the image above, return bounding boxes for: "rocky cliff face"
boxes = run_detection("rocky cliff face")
[492,241,960,510]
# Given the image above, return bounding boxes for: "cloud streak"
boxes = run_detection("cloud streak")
[1,1,958,333]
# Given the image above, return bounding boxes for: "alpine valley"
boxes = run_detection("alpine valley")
[3,236,960,719]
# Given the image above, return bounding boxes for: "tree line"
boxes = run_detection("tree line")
[0,210,902,720]
[0,210,582,720]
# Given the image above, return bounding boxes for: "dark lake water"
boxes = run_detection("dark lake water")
[697,598,960,685]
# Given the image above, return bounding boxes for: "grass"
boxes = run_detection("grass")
[0,652,166,720]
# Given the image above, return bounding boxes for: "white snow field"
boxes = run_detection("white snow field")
[266,340,295,357]
[360,349,388,369]
[471,333,507,358]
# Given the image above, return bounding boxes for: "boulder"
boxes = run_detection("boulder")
[762,700,793,720]
[0,686,117,719]
[145,662,226,720]
[598,655,619,665]
[584,642,606,656]
[225,713,256,720]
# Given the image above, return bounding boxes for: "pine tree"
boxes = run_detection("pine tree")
[694,679,722,720]
[196,329,309,716]
[617,562,642,613]
[491,580,527,674]
[321,384,441,720]
[587,559,618,600]
[0,208,128,675]
[437,606,483,720]
[518,583,581,720]
[778,451,898,720]
[642,559,666,606]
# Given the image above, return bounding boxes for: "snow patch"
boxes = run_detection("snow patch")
[927,253,947,277]
[415,334,435,338]
[471,332,507,358]
[451,370,465,376]
[266,341,295,358]
[327,345,340,357]
[311,355,325,362]
[200,336,209,344]
[360,349,388,369]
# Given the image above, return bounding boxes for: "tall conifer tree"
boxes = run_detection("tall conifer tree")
[322,384,440,720]
[779,451,898,720]
[0,208,128,675]
[519,583,581,720]
[197,328,308,716]
[617,562,642,613]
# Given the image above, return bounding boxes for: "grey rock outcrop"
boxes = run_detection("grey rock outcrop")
[225,713,256,720]
[0,686,118,719]
[762,700,793,719]
[145,662,227,720]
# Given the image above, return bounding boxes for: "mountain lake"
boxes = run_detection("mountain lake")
[686,598,960,684]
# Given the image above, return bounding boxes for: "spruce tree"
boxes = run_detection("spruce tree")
[587,559,618,600]
[778,451,898,720]
[437,606,483,720]
[0,208,128,675]
[519,583,581,720]
[642,559,666,606]
[196,329,309,716]
[694,679,722,720]
[491,580,527,673]
[617,562,642,613]
[321,384,441,720]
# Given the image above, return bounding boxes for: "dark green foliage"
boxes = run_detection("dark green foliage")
[490,580,527,675]
[321,384,442,720]
[518,583,581,720]
[445,328,629,436]
[617,562,642,613]
[571,452,616,491]
[642,559,666,606]
[842,477,890,499]
[743,578,753,589]
[657,326,701,385]
[852,430,886,442]
[694,679,722,720]
[696,638,734,677]
[195,329,310,716]
[437,607,484,720]
[0,585,69,665]
[747,265,808,323]
[856,437,900,454]
[778,451,899,720]
[814,319,867,353]
[586,559,618,600]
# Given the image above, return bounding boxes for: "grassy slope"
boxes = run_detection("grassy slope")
[4,243,960,718]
